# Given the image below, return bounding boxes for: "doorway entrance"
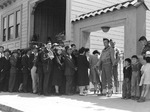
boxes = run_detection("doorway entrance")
[33,0,66,43]
[89,26,124,93]
[72,0,148,58]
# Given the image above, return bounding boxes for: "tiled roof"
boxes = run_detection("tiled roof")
[72,0,149,22]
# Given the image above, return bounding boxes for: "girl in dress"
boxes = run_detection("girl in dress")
[138,52,150,102]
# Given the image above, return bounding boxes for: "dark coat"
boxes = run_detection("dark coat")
[52,54,65,86]
[40,50,53,95]
[64,55,75,76]
[29,53,38,69]
[0,57,11,80]
[0,57,11,91]
[123,66,132,81]
[22,54,32,92]
[22,55,30,73]
[9,56,18,92]
[77,55,89,86]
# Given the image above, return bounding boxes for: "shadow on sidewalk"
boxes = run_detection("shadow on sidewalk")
[60,94,150,112]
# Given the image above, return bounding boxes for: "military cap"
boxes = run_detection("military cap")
[103,38,110,42]
[139,36,147,41]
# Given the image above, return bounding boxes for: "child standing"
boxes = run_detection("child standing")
[131,55,142,100]
[122,58,132,99]
[138,56,150,102]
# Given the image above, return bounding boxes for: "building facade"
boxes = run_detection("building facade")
[0,0,149,52]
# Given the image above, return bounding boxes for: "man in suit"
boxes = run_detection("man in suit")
[64,46,76,95]
[0,49,11,92]
[22,48,31,92]
[41,42,54,95]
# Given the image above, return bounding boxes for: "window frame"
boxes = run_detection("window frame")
[1,6,22,42]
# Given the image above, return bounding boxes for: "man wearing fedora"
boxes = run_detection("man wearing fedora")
[0,49,11,92]
[9,50,19,92]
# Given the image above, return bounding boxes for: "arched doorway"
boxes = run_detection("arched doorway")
[33,0,66,43]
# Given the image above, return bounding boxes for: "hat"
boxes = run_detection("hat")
[4,49,11,54]
[0,46,4,49]
[53,43,59,46]
[56,46,63,50]
[12,50,18,54]
[139,36,147,41]
[110,39,113,42]
[103,38,110,42]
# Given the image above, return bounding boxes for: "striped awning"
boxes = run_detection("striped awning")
[72,0,149,22]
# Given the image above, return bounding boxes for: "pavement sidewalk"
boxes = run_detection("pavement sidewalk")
[0,92,149,112]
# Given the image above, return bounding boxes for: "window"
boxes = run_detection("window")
[2,8,21,42]
[8,14,14,40]
[3,17,7,41]
[16,11,20,38]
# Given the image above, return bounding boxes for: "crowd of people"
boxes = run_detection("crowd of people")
[0,42,101,96]
[0,39,120,97]
[0,36,149,103]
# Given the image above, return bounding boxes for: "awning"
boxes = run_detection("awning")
[72,0,149,22]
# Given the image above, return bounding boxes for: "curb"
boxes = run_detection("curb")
[0,104,23,112]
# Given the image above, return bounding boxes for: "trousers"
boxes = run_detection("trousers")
[122,78,131,98]
[101,63,113,91]
[131,71,140,97]
[31,66,39,93]
[112,65,119,87]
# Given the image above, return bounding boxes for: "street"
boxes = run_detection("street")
[0,92,149,112]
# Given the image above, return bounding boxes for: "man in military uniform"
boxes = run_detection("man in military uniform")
[96,38,115,97]
[139,36,150,57]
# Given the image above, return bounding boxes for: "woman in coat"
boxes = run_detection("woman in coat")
[52,46,65,95]
[77,47,89,96]
[9,50,18,92]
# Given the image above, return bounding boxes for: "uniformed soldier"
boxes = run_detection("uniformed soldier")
[139,36,150,57]
[96,38,115,97]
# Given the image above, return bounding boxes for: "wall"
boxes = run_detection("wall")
[0,0,149,51]
[0,0,29,50]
